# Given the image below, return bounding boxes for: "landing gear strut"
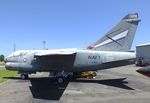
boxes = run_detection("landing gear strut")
[20,74,29,79]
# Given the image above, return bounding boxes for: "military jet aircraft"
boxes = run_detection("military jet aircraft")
[5,13,141,83]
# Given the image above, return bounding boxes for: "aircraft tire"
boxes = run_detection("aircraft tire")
[57,77,64,84]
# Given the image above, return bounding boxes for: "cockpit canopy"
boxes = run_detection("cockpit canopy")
[8,51,29,58]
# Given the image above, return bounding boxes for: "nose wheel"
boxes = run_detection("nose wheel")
[20,74,29,79]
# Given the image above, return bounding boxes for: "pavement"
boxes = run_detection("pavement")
[0,64,150,103]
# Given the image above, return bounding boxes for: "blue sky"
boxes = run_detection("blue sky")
[0,0,150,56]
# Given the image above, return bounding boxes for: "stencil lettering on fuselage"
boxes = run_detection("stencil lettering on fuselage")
[88,55,101,65]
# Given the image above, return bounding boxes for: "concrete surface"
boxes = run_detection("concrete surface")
[0,65,150,103]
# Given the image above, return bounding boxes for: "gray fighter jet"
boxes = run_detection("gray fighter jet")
[5,13,141,83]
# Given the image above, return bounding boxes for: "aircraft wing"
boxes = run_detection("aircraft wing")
[35,51,76,57]
[34,51,77,68]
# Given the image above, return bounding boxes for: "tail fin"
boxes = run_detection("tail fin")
[91,13,141,51]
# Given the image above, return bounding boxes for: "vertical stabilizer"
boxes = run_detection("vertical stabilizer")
[92,13,141,51]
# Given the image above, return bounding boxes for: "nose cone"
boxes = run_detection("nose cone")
[136,66,150,77]
[4,57,13,69]
[5,62,11,69]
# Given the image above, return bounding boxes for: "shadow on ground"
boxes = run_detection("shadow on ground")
[4,77,68,100]
[4,77,134,101]
[29,77,69,100]
[71,78,134,90]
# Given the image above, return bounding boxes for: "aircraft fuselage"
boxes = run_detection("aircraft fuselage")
[5,49,135,73]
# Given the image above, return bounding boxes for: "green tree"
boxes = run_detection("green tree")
[0,55,5,62]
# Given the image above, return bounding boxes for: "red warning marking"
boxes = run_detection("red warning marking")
[140,73,150,77]
[137,71,150,77]
[87,45,94,50]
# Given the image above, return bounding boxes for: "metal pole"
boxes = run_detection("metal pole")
[14,44,16,52]
[43,41,45,50]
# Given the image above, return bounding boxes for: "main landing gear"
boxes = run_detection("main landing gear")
[57,77,65,84]
[55,71,73,84]
[55,71,97,84]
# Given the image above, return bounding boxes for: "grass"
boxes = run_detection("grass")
[0,67,18,83]
[0,62,4,65]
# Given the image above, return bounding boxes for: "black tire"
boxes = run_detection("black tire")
[57,77,64,84]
